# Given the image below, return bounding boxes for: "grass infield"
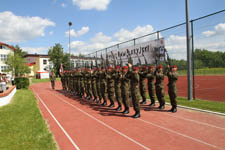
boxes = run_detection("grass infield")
[164,96,225,114]
[0,89,57,150]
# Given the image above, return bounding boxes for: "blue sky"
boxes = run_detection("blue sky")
[0,0,224,59]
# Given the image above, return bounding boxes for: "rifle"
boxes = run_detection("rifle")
[106,53,109,69]
[126,49,133,65]
[119,51,123,67]
[101,53,104,68]
[142,53,148,66]
[111,51,116,67]
[136,53,141,66]
[164,48,172,71]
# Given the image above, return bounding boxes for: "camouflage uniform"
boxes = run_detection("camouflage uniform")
[100,69,107,105]
[106,68,115,107]
[139,67,148,104]
[113,67,123,111]
[50,73,56,89]
[96,69,102,104]
[155,67,166,109]
[121,69,130,113]
[167,67,178,112]
[146,67,156,106]
[127,66,140,118]
[86,70,93,100]
[91,69,98,101]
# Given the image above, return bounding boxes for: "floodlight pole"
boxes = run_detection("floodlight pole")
[68,21,72,70]
[185,0,192,100]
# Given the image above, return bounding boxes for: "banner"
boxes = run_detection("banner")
[105,38,165,66]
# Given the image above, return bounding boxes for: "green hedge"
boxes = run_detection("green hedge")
[15,77,30,89]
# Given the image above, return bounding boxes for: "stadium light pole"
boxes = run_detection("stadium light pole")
[185,0,192,100]
[68,21,72,70]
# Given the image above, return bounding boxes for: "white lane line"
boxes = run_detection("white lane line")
[138,118,223,150]
[53,93,151,150]
[163,113,225,131]
[32,88,80,150]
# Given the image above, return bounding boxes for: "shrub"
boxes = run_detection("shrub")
[15,77,30,89]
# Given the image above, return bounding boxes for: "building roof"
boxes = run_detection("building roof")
[0,42,16,51]
[25,54,50,58]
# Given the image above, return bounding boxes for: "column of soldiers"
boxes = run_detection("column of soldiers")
[60,64,178,118]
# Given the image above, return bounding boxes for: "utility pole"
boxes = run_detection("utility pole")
[185,0,192,100]
[68,21,72,70]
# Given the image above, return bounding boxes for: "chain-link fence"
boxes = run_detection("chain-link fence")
[83,9,225,102]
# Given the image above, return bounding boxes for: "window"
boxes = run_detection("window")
[0,55,8,61]
[0,45,3,49]
[43,59,47,64]
[1,66,8,72]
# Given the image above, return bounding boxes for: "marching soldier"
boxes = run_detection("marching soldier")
[113,65,123,111]
[155,65,166,110]
[121,66,130,114]
[167,65,178,112]
[50,71,56,90]
[139,65,148,104]
[128,64,141,118]
[91,67,98,102]
[86,68,93,100]
[146,66,156,106]
[96,68,102,104]
[100,67,107,106]
[106,66,115,107]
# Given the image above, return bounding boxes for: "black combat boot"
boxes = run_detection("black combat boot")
[149,102,155,106]
[170,106,177,113]
[132,112,140,118]
[115,105,122,111]
[140,98,147,104]
[158,105,165,110]
[122,108,129,114]
[108,103,115,108]
[101,101,107,106]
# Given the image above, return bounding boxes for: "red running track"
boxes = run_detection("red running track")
[168,75,225,102]
[31,82,225,150]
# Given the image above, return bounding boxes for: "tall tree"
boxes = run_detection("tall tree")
[14,45,27,57]
[48,43,68,76]
[5,53,30,77]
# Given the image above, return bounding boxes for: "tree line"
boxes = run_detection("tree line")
[170,49,225,70]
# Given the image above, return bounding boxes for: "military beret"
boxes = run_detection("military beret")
[148,66,154,69]
[133,66,139,71]
[158,65,163,69]
[142,65,147,70]
[172,65,178,69]
[115,65,120,69]
[122,66,128,70]
[107,66,113,70]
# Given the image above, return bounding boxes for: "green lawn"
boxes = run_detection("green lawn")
[178,68,225,75]
[31,78,60,84]
[0,89,57,150]
[165,96,225,113]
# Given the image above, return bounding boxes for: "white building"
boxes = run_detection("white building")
[0,42,15,76]
[25,54,53,78]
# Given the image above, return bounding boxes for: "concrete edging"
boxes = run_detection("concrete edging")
[0,86,17,107]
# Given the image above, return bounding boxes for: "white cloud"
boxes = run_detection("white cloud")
[22,47,49,54]
[72,0,111,11]
[0,11,55,43]
[65,26,89,37]
[91,32,112,43]
[69,25,156,55]
[61,3,66,7]
[114,25,154,42]
[49,31,54,35]
[202,23,225,37]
